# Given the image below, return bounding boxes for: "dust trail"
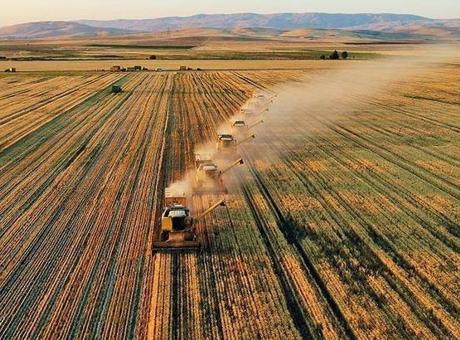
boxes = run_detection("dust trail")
[165,171,195,197]
[174,45,459,197]
[239,44,460,164]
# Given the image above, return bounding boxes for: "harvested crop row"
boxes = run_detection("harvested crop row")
[0,73,172,338]
[1,70,304,339]
[0,74,123,151]
[148,71,311,339]
[239,66,460,338]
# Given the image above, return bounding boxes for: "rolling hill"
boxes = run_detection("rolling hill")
[76,13,459,38]
[0,21,135,39]
[0,13,458,40]
[77,13,430,31]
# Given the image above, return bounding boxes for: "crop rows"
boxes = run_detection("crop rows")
[0,71,307,339]
[147,71,310,339]
[0,74,124,151]
[0,66,458,339]
[239,66,459,338]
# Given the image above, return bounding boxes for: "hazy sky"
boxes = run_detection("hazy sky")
[1,0,459,26]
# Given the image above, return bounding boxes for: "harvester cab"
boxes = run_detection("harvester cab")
[153,189,198,251]
[153,189,226,252]
[231,120,248,135]
[194,162,219,192]
[232,120,247,128]
[196,162,219,181]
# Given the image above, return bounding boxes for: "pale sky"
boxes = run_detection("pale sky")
[1,0,459,26]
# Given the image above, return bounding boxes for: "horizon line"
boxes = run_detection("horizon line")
[2,10,458,28]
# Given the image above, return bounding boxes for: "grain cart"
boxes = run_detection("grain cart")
[153,190,226,251]
[194,158,244,194]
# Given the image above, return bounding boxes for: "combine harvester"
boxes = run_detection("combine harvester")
[240,92,277,116]
[152,189,226,251]
[194,157,244,194]
[231,119,264,134]
[216,133,255,155]
[195,153,214,168]
[152,113,262,252]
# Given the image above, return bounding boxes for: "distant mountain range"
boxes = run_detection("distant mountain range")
[0,21,135,39]
[77,13,430,31]
[0,13,459,39]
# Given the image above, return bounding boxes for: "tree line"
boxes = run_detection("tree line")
[320,51,349,60]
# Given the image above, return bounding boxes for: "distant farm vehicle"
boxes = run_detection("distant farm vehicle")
[111,85,122,94]
[4,67,16,73]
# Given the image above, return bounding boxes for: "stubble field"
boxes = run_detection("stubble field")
[0,61,459,339]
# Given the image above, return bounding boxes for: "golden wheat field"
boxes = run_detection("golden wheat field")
[0,59,459,339]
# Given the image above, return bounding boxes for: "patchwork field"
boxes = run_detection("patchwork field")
[0,61,459,339]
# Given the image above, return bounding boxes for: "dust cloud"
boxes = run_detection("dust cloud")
[166,172,195,197]
[240,44,460,162]
[170,44,459,198]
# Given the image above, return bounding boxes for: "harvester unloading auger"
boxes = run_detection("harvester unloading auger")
[194,158,244,194]
[236,134,256,147]
[152,189,226,251]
